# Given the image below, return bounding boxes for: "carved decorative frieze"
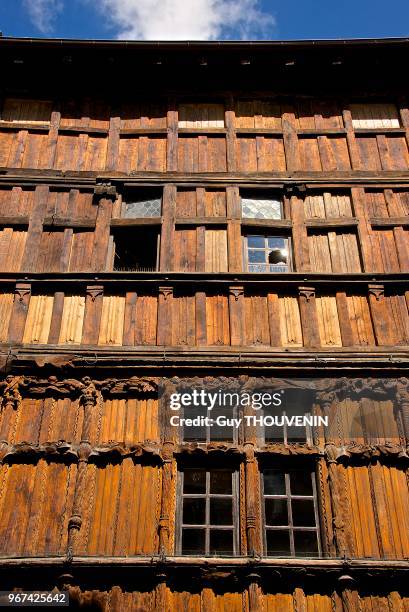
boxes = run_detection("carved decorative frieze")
[0,441,163,464]
[0,375,22,411]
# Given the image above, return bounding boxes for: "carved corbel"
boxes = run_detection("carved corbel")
[368,283,384,301]
[14,283,31,303]
[93,182,117,202]
[159,286,173,301]
[229,286,244,302]
[86,285,103,302]
[298,286,315,302]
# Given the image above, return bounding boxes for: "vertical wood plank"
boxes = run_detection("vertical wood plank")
[157,286,173,346]
[298,286,320,348]
[229,286,245,346]
[81,285,104,345]
[160,184,176,271]
[8,283,31,344]
[20,185,49,271]
[47,291,65,344]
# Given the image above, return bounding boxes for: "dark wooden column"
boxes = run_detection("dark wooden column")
[8,282,31,344]
[20,185,49,272]
[229,286,245,346]
[298,286,320,348]
[67,378,98,559]
[81,285,104,345]
[92,183,117,272]
[368,284,394,346]
[160,185,176,272]
[157,286,173,346]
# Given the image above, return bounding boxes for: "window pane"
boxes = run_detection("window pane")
[209,530,233,555]
[210,498,233,525]
[265,499,288,526]
[184,469,206,494]
[183,498,206,525]
[294,531,319,556]
[242,198,282,220]
[248,250,266,263]
[289,471,313,496]
[247,235,265,248]
[268,249,287,265]
[266,530,291,556]
[123,198,161,218]
[183,404,207,442]
[182,528,205,554]
[291,499,316,527]
[267,237,286,249]
[210,470,232,494]
[211,403,234,442]
[264,470,286,495]
[249,263,270,273]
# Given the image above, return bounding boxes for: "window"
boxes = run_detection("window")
[241,193,282,220]
[244,235,290,273]
[178,468,239,556]
[262,389,314,445]
[178,103,225,128]
[262,468,321,557]
[120,190,162,218]
[350,103,400,129]
[182,402,237,443]
[110,227,159,271]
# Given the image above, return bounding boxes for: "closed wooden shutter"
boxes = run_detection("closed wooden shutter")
[59,296,86,344]
[278,297,303,347]
[98,296,125,345]
[23,295,54,344]
[304,193,353,218]
[205,229,228,272]
[308,231,361,272]
[0,227,27,271]
[316,296,342,346]
[0,293,13,342]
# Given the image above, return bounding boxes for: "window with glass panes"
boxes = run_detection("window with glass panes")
[178,468,239,556]
[241,193,283,219]
[244,235,290,273]
[119,189,162,218]
[261,389,314,445]
[182,401,238,443]
[262,468,321,557]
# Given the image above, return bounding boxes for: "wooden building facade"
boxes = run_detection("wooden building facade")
[0,37,408,609]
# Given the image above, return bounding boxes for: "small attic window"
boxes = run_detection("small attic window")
[121,190,162,218]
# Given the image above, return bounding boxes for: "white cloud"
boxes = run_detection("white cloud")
[94,0,275,40]
[23,0,63,32]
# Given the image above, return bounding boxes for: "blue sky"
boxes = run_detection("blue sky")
[0,0,408,40]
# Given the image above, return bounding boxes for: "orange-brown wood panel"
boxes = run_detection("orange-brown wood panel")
[0,461,74,556]
[76,461,161,556]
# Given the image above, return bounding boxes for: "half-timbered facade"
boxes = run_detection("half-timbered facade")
[0,36,408,610]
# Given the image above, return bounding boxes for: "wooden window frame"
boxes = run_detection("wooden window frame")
[176,466,240,557]
[242,233,292,273]
[261,466,322,558]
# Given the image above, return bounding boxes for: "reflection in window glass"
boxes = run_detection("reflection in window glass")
[245,235,290,273]
[263,469,320,557]
[179,469,238,556]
